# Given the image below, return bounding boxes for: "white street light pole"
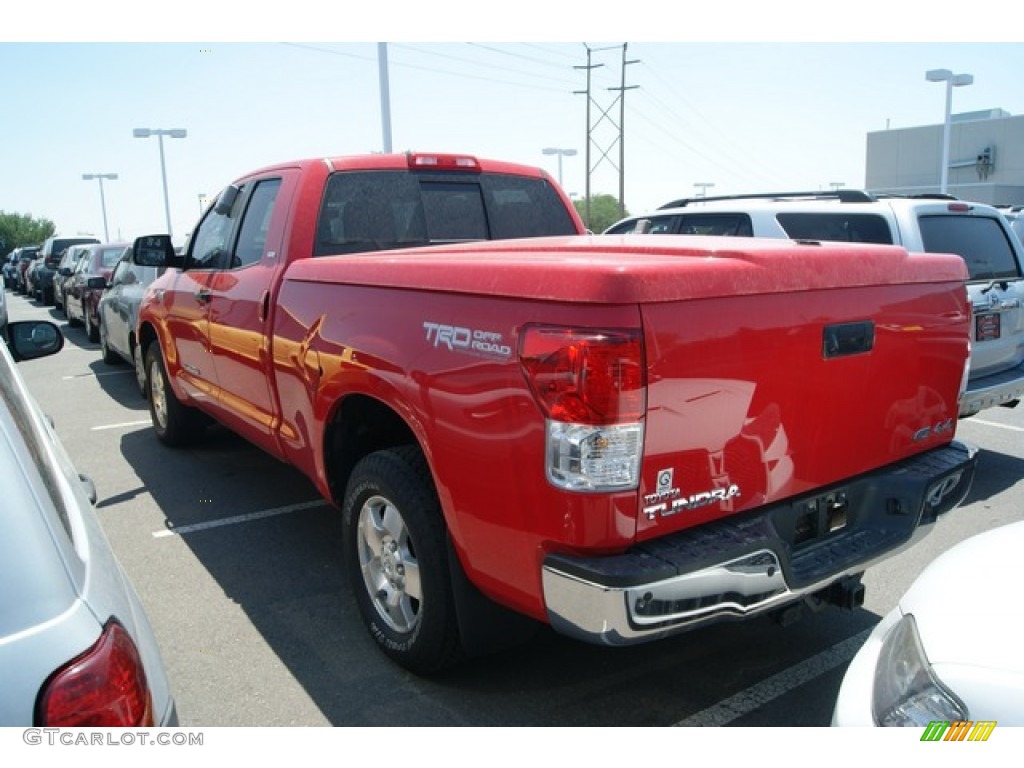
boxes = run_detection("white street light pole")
[81,173,118,241]
[542,147,577,187]
[133,127,187,239]
[925,69,973,194]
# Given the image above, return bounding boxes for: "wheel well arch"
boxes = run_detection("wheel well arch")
[136,321,159,361]
[323,393,423,507]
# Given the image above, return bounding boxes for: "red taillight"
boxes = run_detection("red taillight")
[520,326,645,424]
[37,620,153,727]
[407,153,481,171]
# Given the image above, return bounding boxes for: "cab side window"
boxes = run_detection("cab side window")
[233,179,282,268]
[190,187,247,270]
[189,179,281,270]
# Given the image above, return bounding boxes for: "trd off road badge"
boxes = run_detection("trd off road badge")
[642,467,741,520]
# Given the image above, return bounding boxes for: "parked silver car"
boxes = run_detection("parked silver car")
[0,320,177,726]
[97,249,166,395]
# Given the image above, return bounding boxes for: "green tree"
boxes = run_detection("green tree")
[0,211,56,255]
[573,194,628,234]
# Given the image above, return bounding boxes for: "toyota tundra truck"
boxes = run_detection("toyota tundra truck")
[133,152,978,673]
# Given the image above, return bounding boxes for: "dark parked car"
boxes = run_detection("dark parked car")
[11,246,41,294]
[0,319,177,725]
[3,253,21,285]
[24,255,47,301]
[53,244,91,316]
[34,236,99,305]
[65,243,129,342]
[97,250,165,394]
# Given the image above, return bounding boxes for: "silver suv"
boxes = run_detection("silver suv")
[605,191,1024,418]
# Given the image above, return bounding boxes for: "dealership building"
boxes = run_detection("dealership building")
[866,109,1024,205]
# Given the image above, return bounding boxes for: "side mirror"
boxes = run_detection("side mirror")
[214,184,240,215]
[5,321,65,362]
[86,276,107,291]
[133,235,181,269]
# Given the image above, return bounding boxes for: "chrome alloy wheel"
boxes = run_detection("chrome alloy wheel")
[356,495,422,634]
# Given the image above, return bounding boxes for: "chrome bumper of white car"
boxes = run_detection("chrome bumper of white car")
[960,361,1024,417]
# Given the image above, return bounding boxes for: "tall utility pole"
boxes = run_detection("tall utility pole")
[610,43,640,218]
[574,44,638,226]
[573,46,600,228]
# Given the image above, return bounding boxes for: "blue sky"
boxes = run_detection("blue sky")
[3,4,1023,244]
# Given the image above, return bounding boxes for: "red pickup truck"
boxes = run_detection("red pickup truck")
[133,152,977,673]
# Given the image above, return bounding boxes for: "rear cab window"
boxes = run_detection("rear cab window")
[314,170,578,257]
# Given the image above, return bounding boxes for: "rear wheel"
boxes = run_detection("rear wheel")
[146,344,207,446]
[342,446,463,674]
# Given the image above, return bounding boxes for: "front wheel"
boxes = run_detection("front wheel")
[84,306,99,343]
[132,342,147,397]
[342,447,463,674]
[99,319,120,364]
[146,344,207,446]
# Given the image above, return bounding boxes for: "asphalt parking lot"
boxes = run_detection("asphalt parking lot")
[8,289,1024,727]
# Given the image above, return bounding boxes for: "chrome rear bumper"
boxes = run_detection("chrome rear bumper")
[542,441,977,645]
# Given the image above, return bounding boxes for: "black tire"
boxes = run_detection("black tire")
[145,344,207,446]
[132,342,147,397]
[342,446,463,674]
[99,319,120,364]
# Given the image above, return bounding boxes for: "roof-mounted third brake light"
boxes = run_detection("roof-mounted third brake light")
[407,153,481,171]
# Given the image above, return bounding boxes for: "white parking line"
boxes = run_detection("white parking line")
[968,418,1024,433]
[62,370,132,380]
[152,499,330,538]
[91,420,151,431]
[673,627,871,726]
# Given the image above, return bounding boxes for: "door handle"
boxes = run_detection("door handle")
[195,288,212,304]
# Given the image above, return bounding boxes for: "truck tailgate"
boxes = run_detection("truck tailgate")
[637,245,970,540]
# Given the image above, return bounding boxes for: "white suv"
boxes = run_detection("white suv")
[605,191,1024,418]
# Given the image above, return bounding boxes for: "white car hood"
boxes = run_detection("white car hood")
[901,522,1024,675]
